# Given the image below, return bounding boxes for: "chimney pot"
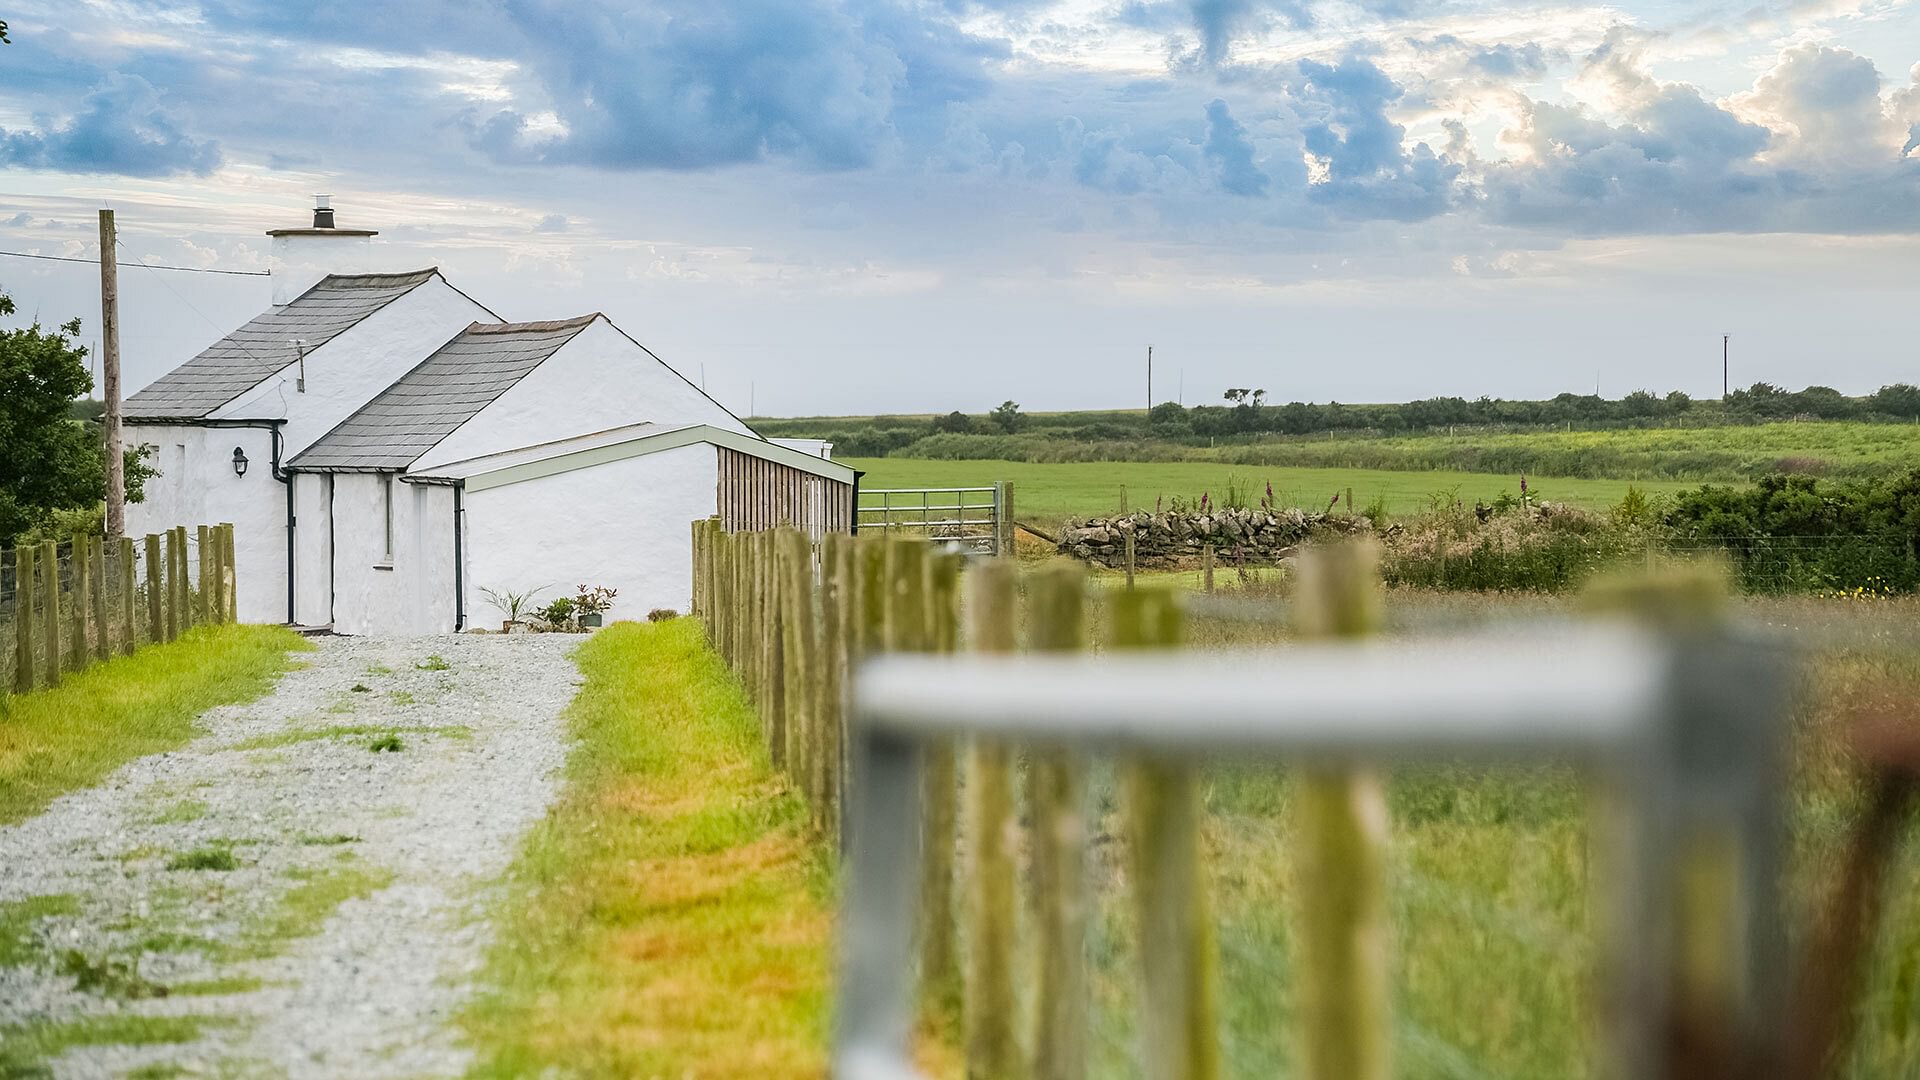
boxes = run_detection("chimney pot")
[313,194,335,229]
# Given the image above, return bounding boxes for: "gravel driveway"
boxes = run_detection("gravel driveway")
[0,633,580,1078]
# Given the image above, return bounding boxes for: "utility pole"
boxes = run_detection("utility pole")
[1146,345,1153,415]
[1722,334,1729,400]
[99,208,124,539]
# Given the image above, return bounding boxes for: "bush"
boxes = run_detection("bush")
[1382,503,1647,592]
[647,608,679,622]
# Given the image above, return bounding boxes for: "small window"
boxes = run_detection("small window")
[381,474,395,563]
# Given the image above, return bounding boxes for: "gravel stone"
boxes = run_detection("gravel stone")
[0,633,581,1078]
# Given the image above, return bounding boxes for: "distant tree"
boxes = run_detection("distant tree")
[1148,401,1188,427]
[1869,384,1920,419]
[989,400,1024,433]
[0,289,152,547]
[1665,390,1693,412]
[1618,389,1662,418]
[931,410,976,434]
[1223,388,1252,404]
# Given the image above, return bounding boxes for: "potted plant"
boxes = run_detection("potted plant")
[479,585,546,634]
[534,596,576,632]
[573,584,617,628]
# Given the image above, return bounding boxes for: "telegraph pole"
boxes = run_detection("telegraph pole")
[99,208,124,538]
[1146,345,1153,415]
[1722,334,1729,400]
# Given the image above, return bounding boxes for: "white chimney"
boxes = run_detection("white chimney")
[266,195,378,305]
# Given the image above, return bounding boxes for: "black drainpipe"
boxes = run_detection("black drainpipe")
[267,422,293,625]
[850,469,864,536]
[452,483,466,631]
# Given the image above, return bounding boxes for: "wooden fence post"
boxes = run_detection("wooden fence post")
[856,536,887,656]
[13,544,35,693]
[220,523,235,623]
[921,548,963,1026]
[766,533,788,769]
[964,558,1022,1078]
[143,534,162,645]
[818,532,849,842]
[162,530,179,642]
[90,532,109,662]
[1291,540,1391,1080]
[197,524,212,625]
[779,527,818,818]
[1115,588,1219,1080]
[1125,527,1136,589]
[118,537,137,654]
[39,540,61,688]
[173,526,193,633]
[1028,560,1089,1080]
[1202,544,1215,594]
[69,534,90,670]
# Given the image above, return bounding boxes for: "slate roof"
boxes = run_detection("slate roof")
[124,269,442,421]
[288,315,600,472]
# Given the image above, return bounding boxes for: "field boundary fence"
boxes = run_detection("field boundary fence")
[3,523,237,697]
[689,518,1892,1080]
[854,482,1012,555]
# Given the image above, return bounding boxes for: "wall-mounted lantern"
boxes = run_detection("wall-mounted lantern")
[232,446,250,478]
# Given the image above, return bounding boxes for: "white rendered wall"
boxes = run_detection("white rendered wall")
[124,424,288,624]
[327,475,458,636]
[213,278,495,456]
[412,318,751,472]
[462,443,717,626]
[291,473,334,627]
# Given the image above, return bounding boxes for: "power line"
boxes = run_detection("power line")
[0,249,267,276]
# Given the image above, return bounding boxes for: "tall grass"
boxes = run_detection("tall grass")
[0,623,306,824]
[463,620,834,1079]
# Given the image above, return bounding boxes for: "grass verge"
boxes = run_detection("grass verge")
[463,619,831,1079]
[0,624,307,825]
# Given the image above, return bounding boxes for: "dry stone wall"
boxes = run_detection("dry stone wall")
[1056,507,1372,569]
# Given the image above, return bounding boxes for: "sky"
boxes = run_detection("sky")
[0,0,1915,417]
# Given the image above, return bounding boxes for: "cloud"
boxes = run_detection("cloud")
[1295,56,1459,220]
[1190,0,1314,64]
[1483,36,1920,233]
[534,213,570,232]
[1203,99,1268,195]
[0,74,220,177]
[470,0,1004,171]
[1731,44,1906,167]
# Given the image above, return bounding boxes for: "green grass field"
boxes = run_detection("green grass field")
[847,457,1691,526]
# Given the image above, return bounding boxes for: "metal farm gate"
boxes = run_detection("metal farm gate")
[854,483,1012,555]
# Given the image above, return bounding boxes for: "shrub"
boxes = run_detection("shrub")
[647,608,680,622]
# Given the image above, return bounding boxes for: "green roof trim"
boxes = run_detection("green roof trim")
[449,425,856,494]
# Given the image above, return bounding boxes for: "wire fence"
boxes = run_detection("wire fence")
[1,524,236,695]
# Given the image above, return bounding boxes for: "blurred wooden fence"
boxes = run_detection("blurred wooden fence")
[691,518,1244,1078]
[3,523,237,696]
[689,518,1844,1080]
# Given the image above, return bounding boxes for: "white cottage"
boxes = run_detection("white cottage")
[125,200,857,634]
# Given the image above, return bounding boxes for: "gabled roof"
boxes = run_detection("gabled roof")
[125,269,444,421]
[287,315,599,472]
